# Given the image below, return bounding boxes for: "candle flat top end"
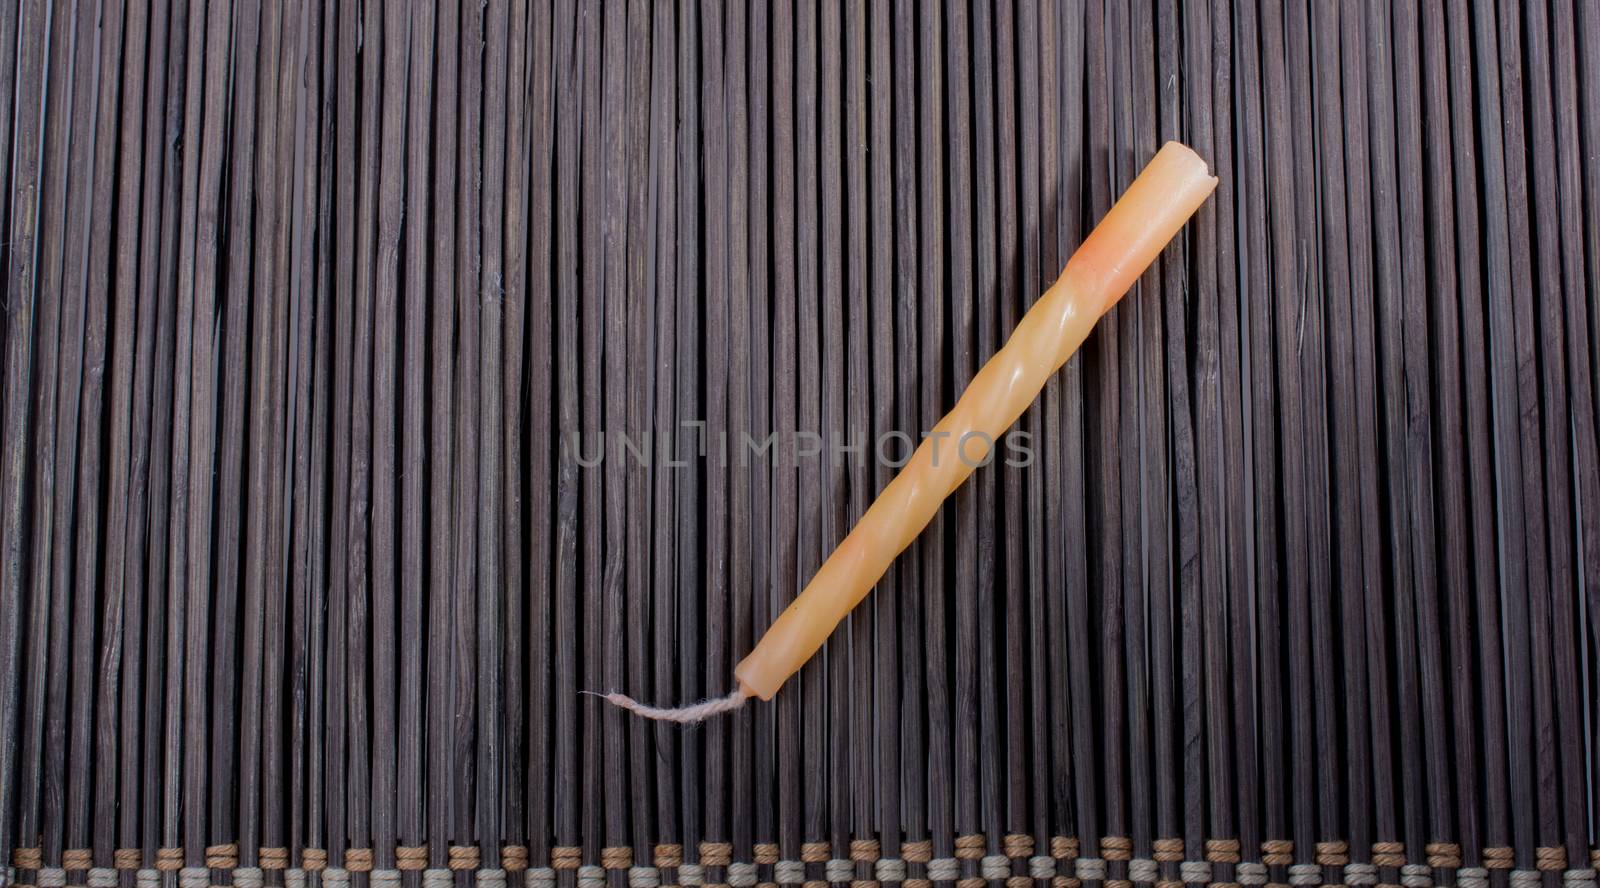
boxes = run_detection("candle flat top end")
[1066,141,1219,314]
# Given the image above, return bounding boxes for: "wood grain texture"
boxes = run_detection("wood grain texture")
[0,1,1593,876]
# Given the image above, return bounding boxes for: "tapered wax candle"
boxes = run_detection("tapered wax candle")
[601,141,1217,719]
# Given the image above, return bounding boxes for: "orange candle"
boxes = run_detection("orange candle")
[601,142,1217,720]
[734,141,1217,701]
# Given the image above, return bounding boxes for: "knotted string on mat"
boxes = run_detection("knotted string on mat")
[584,688,750,723]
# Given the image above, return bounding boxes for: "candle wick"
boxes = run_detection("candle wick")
[583,687,750,723]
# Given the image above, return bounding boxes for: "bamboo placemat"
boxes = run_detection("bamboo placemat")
[1,3,1598,888]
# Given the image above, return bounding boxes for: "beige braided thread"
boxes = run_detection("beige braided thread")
[1005,877,1031,888]
[206,844,238,871]
[1371,842,1405,869]
[1535,848,1566,872]
[804,880,827,888]
[501,845,529,872]
[603,847,635,870]
[28,838,1596,882]
[1314,842,1349,867]
[161,849,192,874]
[1213,882,1241,888]
[1482,848,1514,870]
[448,846,480,871]
[396,846,429,871]
[903,880,930,888]
[956,878,985,888]
[206,844,240,871]
[1206,840,1242,865]
[552,847,583,871]
[1376,883,1400,888]
[12,848,43,870]
[655,845,685,869]
[1105,880,1133,888]
[258,847,289,871]
[1002,836,1032,860]
[1423,844,1461,870]
[1592,849,1600,870]
[700,844,732,868]
[112,850,142,870]
[1260,842,1292,868]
